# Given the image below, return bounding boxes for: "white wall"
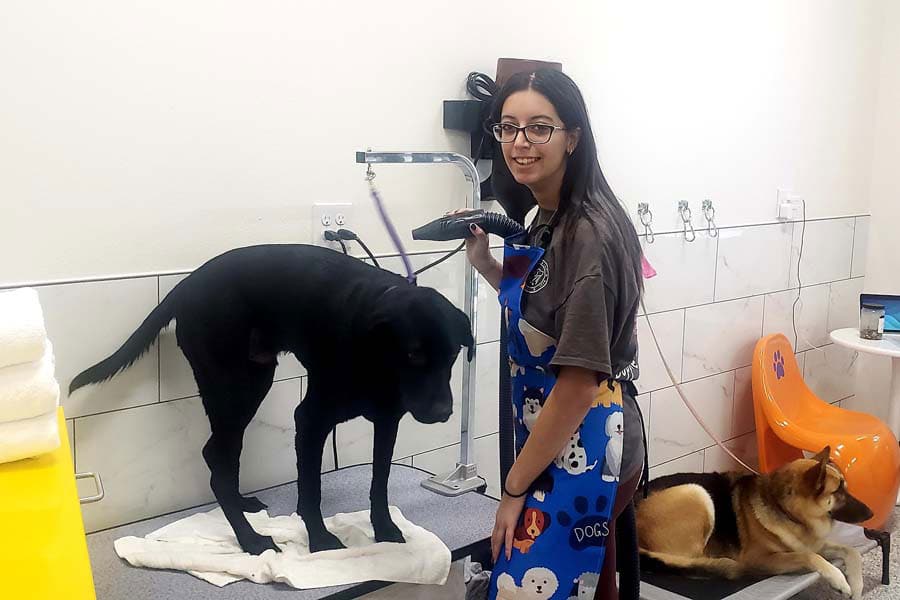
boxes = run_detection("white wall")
[0,0,885,286]
[865,0,900,294]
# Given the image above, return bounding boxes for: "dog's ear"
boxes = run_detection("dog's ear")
[804,446,831,496]
[449,306,475,361]
[542,511,551,528]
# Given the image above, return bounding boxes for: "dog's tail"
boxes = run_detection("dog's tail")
[69,287,179,395]
[639,549,744,580]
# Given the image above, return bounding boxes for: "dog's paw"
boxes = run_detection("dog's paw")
[374,520,406,544]
[239,496,268,513]
[822,565,852,598]
[239,532,281,555]
[309,531,346,553]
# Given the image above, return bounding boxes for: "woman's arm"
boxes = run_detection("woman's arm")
[474,256,502,292]
[491,365,602,562]
[505,365,600,494]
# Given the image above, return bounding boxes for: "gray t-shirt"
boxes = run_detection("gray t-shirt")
[521,207,641,380]
[520,206,645,481]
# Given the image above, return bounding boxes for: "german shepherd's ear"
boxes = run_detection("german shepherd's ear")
[804,446,831,496]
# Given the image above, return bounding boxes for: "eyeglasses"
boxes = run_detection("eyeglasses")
[489,122,567,144]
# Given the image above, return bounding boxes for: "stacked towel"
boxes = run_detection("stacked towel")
[0,287,60,465]
[0,288,48,369]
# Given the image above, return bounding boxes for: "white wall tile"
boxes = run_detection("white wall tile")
[828,277,865,332]
[641,232,717,314]
[476,246,503,344]
[76,378,325,532]
[682,296,764,381]
[475,434,501,499]
[649,372,734,465]
[240,378,329,493]
[378,253,464,310]
[335,416,375,468]
[703,433,759,473]
[803,344,858,404]
[715,223,793,301]
[762,285,830,352]
[635,310,684,394]
[648,451,704,480]
[474,341,499,438]
[732,367,755,438]
[39,278,159,419]
[66,418,75,465]
[789,218,855,287]
[851,216,870,278]
[850,353,891,421]
[842,392,888,424]
[637,393,651,440]
[158,274,305,402]
[411,443,458,478]
[76,396,213,532]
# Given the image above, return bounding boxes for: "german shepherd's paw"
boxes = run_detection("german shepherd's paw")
[820,562,852,598]
[238,532,281,555]
[238,495,268,513]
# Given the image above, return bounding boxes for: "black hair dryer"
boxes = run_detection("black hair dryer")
[412,210,525,241]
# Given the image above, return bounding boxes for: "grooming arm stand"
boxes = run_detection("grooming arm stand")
[355,151,485,496]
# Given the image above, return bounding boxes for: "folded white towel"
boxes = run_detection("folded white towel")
[0,342,59,424]
[0,288,48,370]
[114,506,452,589]
[0,409,60,465]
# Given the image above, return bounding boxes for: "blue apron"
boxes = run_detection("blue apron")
[489,231,624,600]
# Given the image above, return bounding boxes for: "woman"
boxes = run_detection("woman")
[464,70,646,599]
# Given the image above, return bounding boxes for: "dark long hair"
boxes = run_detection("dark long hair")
[490,69,644,293]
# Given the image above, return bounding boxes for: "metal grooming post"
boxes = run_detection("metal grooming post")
[355,150,485,496]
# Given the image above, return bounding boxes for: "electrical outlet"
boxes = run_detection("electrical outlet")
[312,203,353,248]
[776,189,803,221]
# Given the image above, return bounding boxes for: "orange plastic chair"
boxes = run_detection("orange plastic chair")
[752,333,900,529]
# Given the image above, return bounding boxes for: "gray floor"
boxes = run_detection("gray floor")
[794,510,899,600]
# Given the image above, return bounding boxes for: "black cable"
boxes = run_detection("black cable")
[336,229,380,268]
[466,72,496,101]
[414,242,466,275]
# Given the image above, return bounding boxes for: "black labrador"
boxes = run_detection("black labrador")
[69,244,474,555]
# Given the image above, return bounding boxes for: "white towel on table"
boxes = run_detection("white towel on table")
[0,342,59,424]
[0,288,48,370]
[114,506,452,589]
[0,409,60,465]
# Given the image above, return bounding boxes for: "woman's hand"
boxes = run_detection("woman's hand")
[491,492,527,564]
[446,209,502,290]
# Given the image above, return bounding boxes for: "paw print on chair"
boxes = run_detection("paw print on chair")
[556,495,611,551]
[773,350,786,380]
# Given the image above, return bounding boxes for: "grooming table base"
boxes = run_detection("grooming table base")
[86,464,495,600]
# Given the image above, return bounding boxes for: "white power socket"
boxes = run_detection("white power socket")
[776,189,803,221]
[312,203,353,249]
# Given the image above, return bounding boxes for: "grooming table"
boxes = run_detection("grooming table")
[86,464,496,600]
[639,526,888,600]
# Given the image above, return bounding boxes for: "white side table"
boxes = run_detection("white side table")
[830,328,900,439]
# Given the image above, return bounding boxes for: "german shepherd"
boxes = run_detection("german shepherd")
[637,447,873,599]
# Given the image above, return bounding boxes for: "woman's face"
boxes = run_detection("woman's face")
[499,89,579,195]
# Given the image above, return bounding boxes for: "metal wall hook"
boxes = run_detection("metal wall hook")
[678,200,696,242]
[637,202,655,244]
[702,199,718,238]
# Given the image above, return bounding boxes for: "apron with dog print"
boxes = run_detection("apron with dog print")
[490,231,623,600]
